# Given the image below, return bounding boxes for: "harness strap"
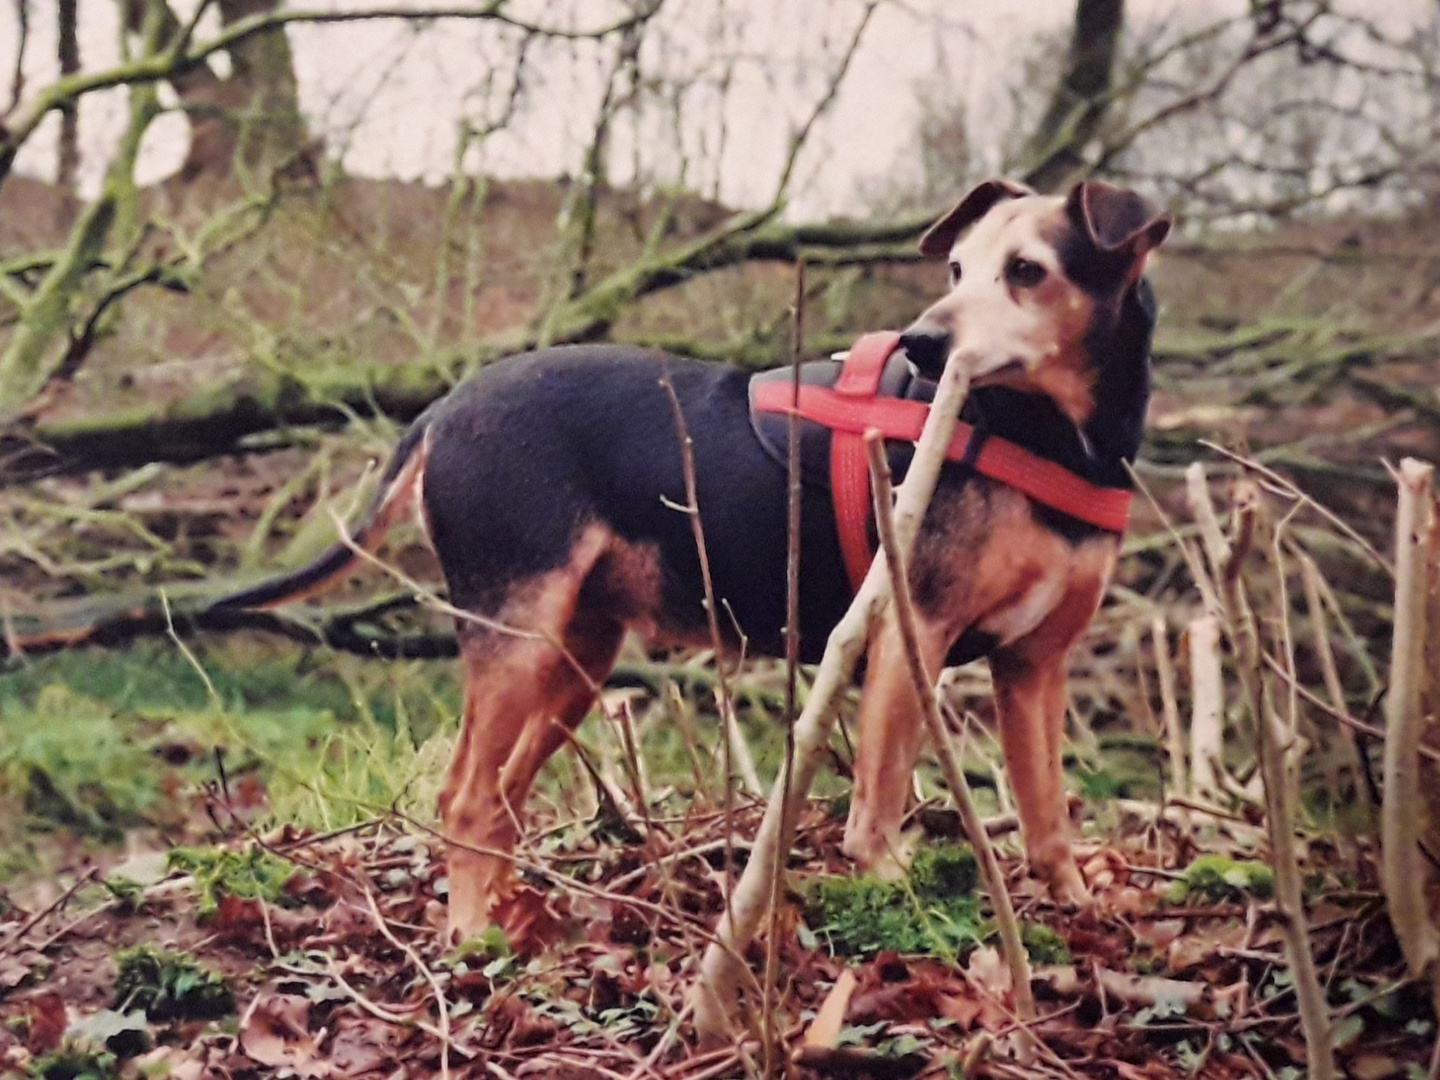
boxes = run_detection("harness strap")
[828,332,900,596]
[753,334,1133,593]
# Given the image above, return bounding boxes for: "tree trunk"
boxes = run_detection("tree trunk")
[1022,0,1125,192]
[206,0,311,179]
[115,0,311,182]
[56,0,80,201]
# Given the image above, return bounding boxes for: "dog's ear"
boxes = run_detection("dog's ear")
[918,179,1033,258]
[1066,181,1171,261]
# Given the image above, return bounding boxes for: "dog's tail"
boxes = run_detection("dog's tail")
[209,422,432,612]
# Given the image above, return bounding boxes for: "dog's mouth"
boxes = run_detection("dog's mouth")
[969,357,1026,386]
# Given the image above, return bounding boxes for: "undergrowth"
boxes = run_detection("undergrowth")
[0,641,461,878]
[805,843,984,958]
[0,641,809,881]
[25,1045,124,1080]
[112,944,233,1021]
[164,846,300,916]
[1166,853,1276,904]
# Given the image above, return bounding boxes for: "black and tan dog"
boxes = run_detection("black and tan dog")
[215,179,1169,939]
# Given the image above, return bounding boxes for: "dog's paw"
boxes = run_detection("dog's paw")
[1044,858,1094,911]
[843,826,920,880]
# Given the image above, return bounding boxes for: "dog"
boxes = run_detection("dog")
[214,179,1169,939]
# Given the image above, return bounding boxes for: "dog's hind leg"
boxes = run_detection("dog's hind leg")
[438,530,614,941]
[497,610,625,831]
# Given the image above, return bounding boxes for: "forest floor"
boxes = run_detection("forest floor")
[1,174,1439,1078]
[2,776,1431,1080]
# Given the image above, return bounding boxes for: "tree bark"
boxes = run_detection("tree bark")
[205,0,311,179]
[116,0,311,182]
[56,0,79,199]
[1021,0,1125,192]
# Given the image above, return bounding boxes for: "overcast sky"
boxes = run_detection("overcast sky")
[3,0,1428,217]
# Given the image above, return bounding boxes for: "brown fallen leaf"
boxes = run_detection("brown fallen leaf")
[1167,918,1249,971]
[849,977,944,1024]
[328,1012,403,1076]
[1132,918,1186,953]
[0,950,45,993]
[1031,964,1081,997]
[24,992,67,1054]
[801,968,857,1048]
[494,884,568,955]
[964,946,1012,1001]
[1346,1053,1405,1080]
[934,991,983,1030]
[239,991,329,1078]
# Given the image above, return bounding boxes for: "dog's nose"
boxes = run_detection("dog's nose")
[898,323,951,379]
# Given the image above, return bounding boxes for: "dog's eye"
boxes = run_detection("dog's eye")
[1005,256,1046,289]
[947,261,962,285]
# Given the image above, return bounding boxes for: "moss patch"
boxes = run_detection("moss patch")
[1167,854,1275,904]
[804,844,983,958]
[112,944,233,1022]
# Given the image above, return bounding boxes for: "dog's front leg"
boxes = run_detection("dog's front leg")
[989,648,1090,906]
[842,610,950,877]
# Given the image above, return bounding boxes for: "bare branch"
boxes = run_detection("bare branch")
[4,0,26,117]
[769,0,879,207]
[0,2,659,186]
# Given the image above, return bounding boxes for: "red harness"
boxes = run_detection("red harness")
[750,331,1133,593]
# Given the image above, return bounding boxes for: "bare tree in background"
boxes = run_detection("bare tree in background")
[1106,4,1440,219]
[7,0,1440,441]
[0,1,668,412]
[889,1,1440,221]
[1022,0,1124,191]
[114,0,310,182]
[56,0,77,196]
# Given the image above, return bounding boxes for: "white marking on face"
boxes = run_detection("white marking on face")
[908,194,1094,389]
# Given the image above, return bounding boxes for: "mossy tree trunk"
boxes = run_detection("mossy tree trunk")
[1021,0,1125,192]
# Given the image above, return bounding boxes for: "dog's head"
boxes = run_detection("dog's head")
[900,179,1170,428]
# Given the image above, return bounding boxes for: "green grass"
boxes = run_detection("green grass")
[0,640,463,878]
[0,638,808,881]
[164,846,300,917]
[0,638,458,730]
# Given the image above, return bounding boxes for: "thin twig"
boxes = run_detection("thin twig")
[692,312,974,1041]
[1200,440,1390,575]
[657,368,762,796]
[1259,653,1440,764]
[1296,551,1370,808]
[762,257,806,1078]
[0,868,100,947]
[1219,480,1335,1080]
[1380,460,1440,978]
[362,885,452,1080]
[1151,615,1188,802]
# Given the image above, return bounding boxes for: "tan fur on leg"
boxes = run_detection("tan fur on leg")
[841,612,950,877]
[440,528,615,941]
[990,651,1089,905]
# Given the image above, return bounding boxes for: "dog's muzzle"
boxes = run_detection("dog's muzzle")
[898,323,950,379]
[900,323,1028,384]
